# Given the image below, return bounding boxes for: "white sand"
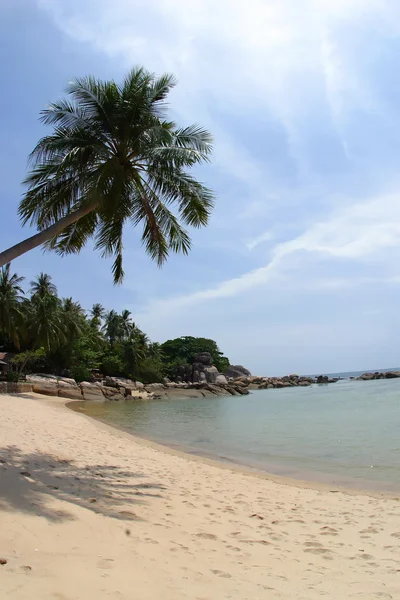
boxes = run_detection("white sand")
[1,392,400,599]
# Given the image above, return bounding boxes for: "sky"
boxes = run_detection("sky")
[1,0,400,374]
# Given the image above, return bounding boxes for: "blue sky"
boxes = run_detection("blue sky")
[1,0,400,374]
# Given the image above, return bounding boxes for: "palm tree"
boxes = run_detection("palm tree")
[17,293,66,376]
[0,264,25,347]
[62,297,84,340]
[30,272,57,298]
[91,303,105,321]
[103,309,120,346]
[120,309,134,339]
[0,67,214,283]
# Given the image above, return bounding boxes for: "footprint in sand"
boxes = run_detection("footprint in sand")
[211,569,232,578]
[196,533,217,540]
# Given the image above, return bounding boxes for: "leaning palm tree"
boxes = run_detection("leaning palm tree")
[30,272,57,298]
[0,264,25,347]
[0,68,214,282]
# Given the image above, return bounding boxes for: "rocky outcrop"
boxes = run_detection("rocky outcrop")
[224,365,251,379]
[176,352,224,384]
[357,371,400,381]
[230,373,338,390]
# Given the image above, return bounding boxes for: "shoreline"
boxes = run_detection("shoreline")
[68,398,398,499]
[2,391,400,599]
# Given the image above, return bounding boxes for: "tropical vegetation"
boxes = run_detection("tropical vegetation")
[0,265,229,383]
[0,67,214,283]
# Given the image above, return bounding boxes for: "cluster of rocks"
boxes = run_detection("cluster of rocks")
[15,373,249,402]
[22,374,153,402]
[176,352,229,385]
[231,373,339,390]
[356,371,400,381]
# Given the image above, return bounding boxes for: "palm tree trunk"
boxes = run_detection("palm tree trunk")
[17,350,32,380]
[0,202,99,268]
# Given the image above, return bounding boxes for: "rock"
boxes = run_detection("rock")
[203,366,219,384]
[58,387,83,400]
[215,374,228,385]
[105,376,118,388]
[162,377,171,385]
[0,558,7,565]
[384,371,400,379]
[130,390,153,400]
[316,375,329,384]
[193,352,213,366]
[101,387,125,401]
[298,381,312,387]
[358,373,374,381]
[80,382,105,402]
[224,365,251,379]
[233,379,248,387]
[145,383,165,390]
[199,372,207,383]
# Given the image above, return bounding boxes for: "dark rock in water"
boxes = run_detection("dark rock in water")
[316,375,329,384]
[357,370,400,381]
[224,365,251,378]
[385,371,400,379]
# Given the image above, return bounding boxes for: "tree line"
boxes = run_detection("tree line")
[0,264,229,383]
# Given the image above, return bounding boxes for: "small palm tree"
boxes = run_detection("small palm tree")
[0,67,214,282]
[30,272,57,298]
[0,264,25,347]
[17,294,66,376]
[62,297,84,340]
[120,309,134,339]
[91,303,105,321]
[103,309,120,345]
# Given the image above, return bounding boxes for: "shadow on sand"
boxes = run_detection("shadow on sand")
[0,444,166,523]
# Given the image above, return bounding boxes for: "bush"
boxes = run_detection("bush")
[70,364,93,383]
[6,371,19,382]
[135,357,163,384]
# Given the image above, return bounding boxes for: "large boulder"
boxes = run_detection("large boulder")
[384,371,400,379]
[80,382,105,402]
[215,374,228,385]
[193,352,213,366]
[224,365,251,379]
[26,374,59,396]
[204,366,219,384]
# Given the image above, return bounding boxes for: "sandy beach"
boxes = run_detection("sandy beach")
[1,393,399,599]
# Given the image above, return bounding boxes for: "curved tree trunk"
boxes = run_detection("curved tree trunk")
[0,202,99,268]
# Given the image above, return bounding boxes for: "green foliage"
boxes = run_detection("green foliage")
[18,68,215,284]
[161,336,230,375]
[0,264,25,348]
[135,357,164,384]
[2,268,230,384]
[6,371,19,382]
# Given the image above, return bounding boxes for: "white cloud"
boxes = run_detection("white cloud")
[35,0,400,371]
[135,192,400,316]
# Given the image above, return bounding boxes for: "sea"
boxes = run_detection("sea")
[72,368,400,493]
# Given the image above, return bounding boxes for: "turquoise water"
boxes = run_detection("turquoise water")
[73,378,400,492]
